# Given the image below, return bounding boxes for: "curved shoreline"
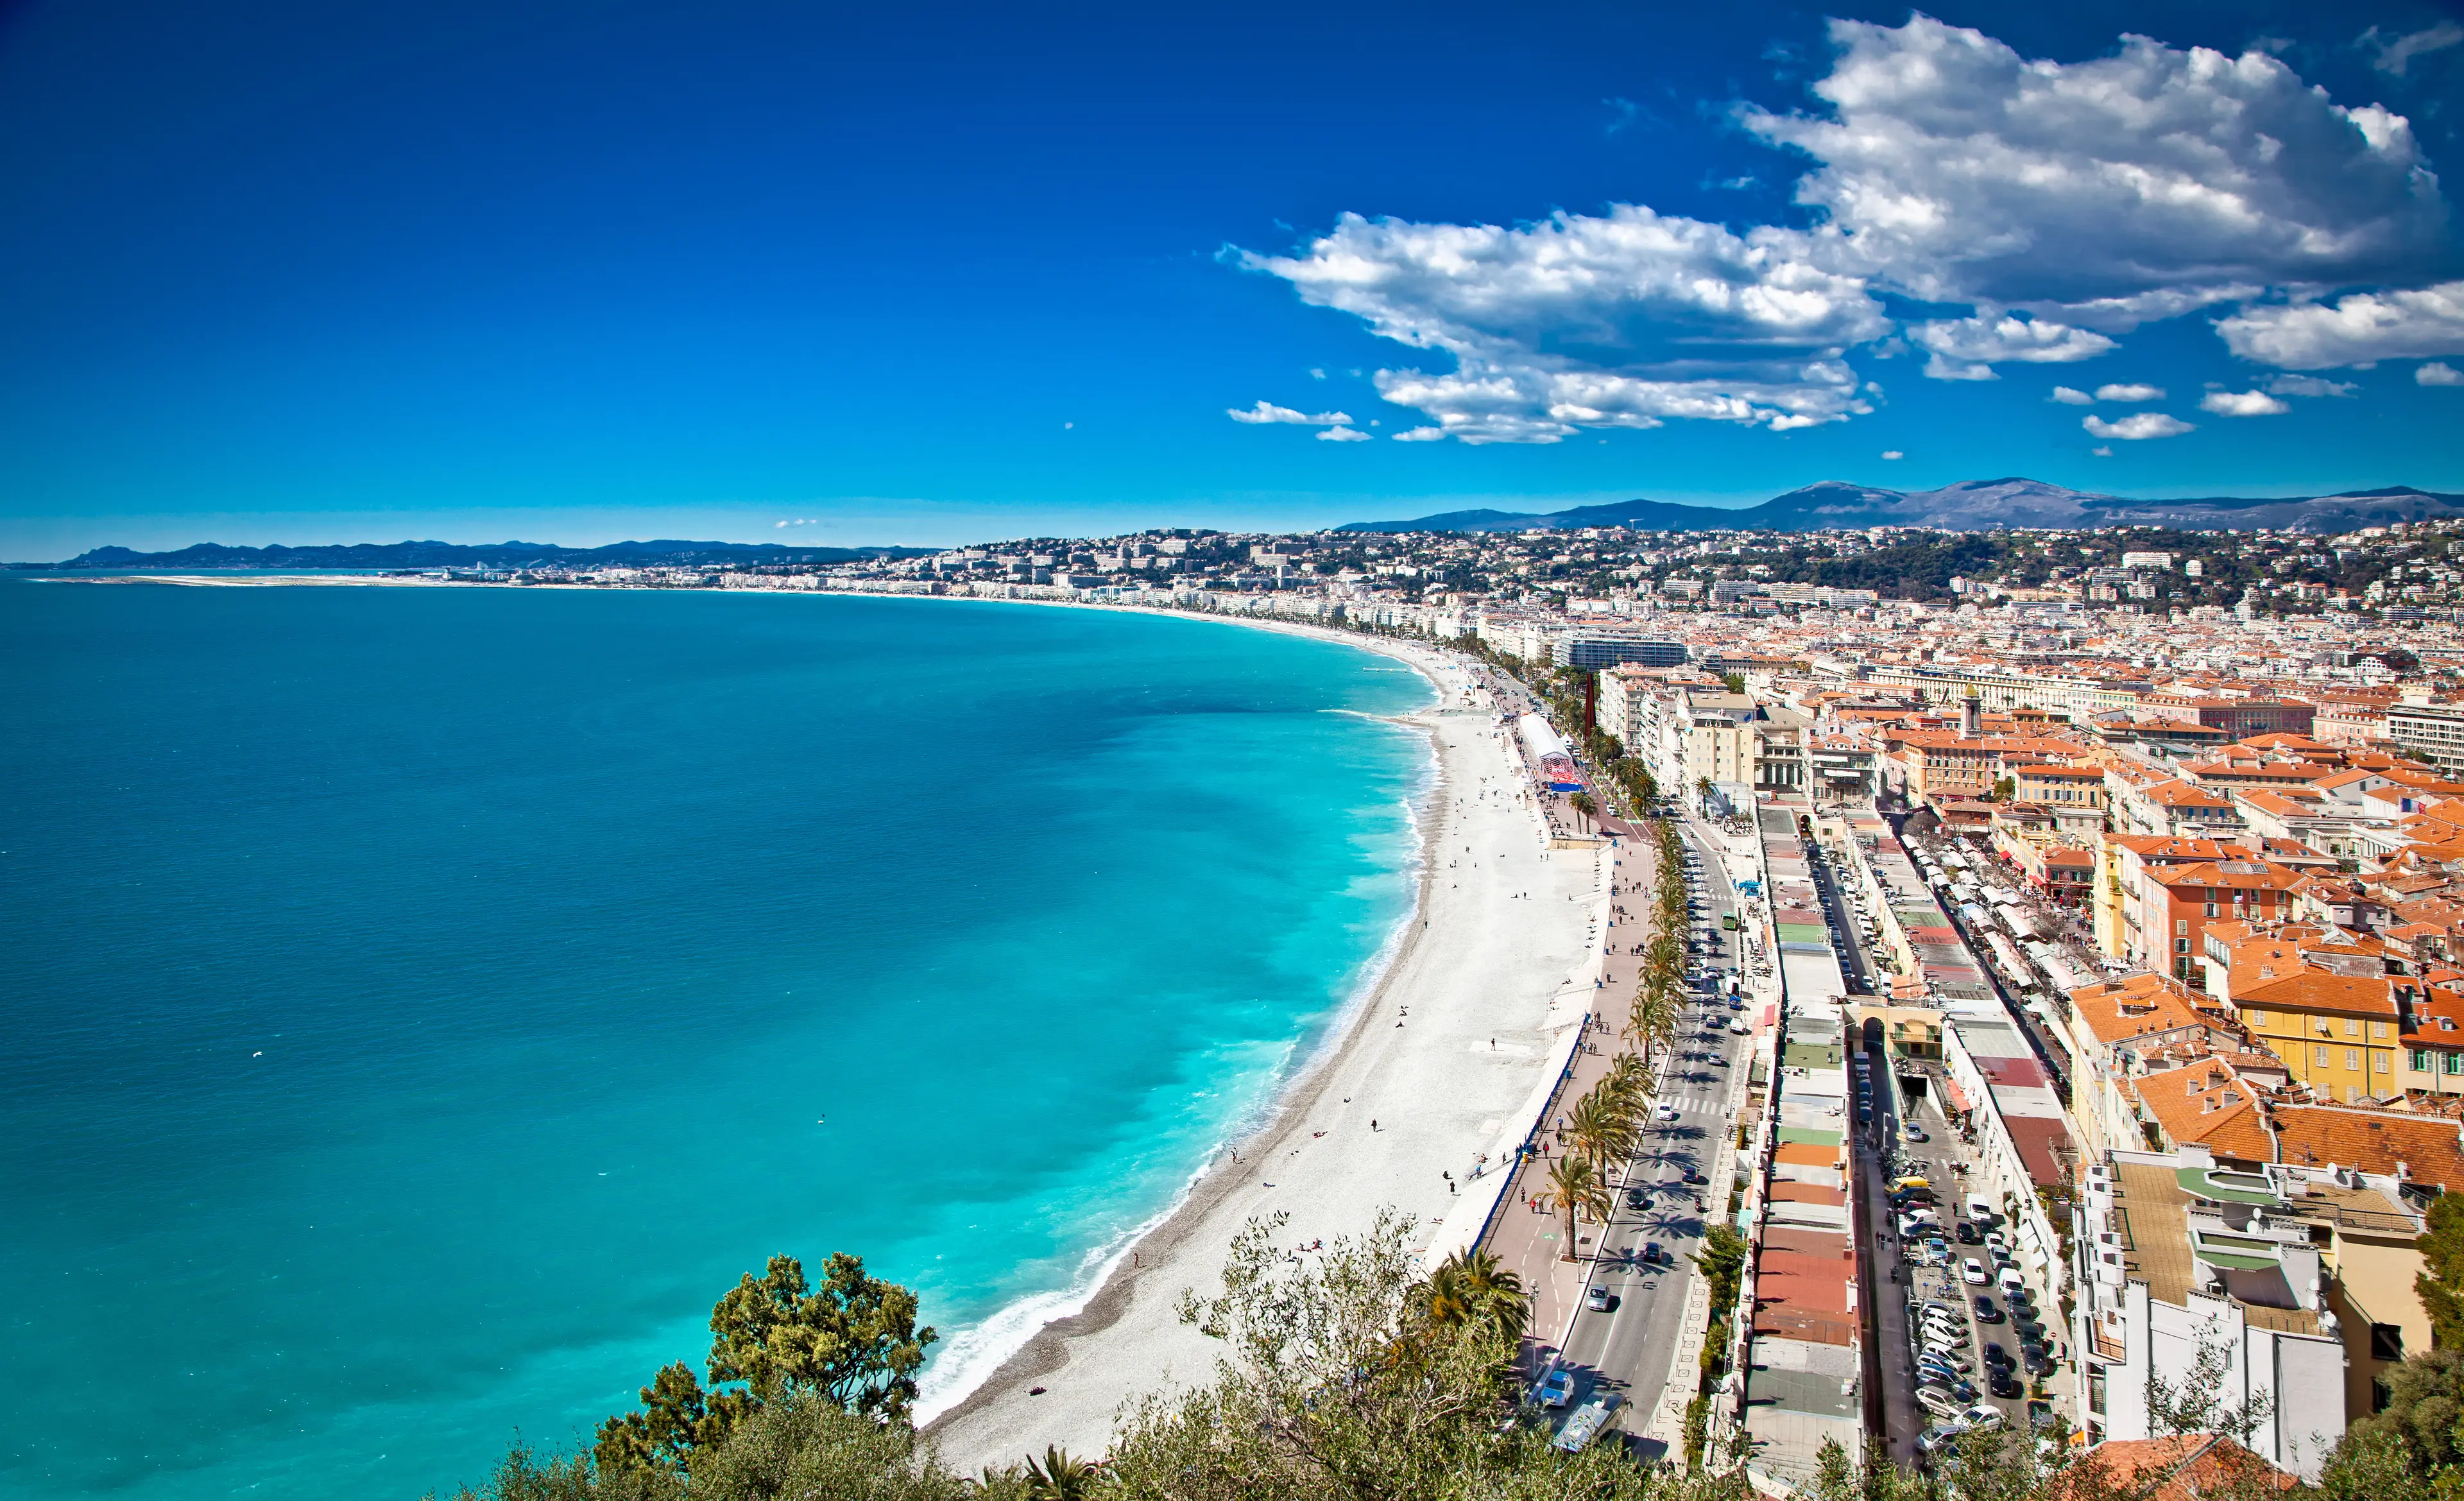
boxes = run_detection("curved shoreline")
[911,613,1453,1428]
[923,617,1595,1470]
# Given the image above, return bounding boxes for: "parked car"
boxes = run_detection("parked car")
[1962,1258,1989,1285]
[1989,1369,2024,1399]
[1536,1369,1573,1409]
[1903,1124,1928,1142]
[1586,1283,1612,1312]
[1959,1405,2006,1431]
[1955,1222,1983,1245]
[1972,1296,2003,1323]
[1915,1387,1962,1421]
[1915,1422,1971,1459]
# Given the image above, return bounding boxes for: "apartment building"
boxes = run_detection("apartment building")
[2137,860,2307,985]
[2073,1152,2422,1477]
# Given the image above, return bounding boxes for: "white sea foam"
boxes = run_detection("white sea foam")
[912,653,1443,1428]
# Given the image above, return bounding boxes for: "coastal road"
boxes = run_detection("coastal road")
[1543,818,1751,1454]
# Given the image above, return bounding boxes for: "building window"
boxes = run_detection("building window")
[2250,1010,2268,1026]
[2376,1052,2391,1073]
[2372,1324,2404,1360]
[2447,1053,2463,1076]
[2415,1049,2435,1071]
[2374,1022,2390,1040]
[2205,904,2220,918]
[2176,938,2191,954]
[2347,1018,2361,1037]
[2347,1049,2361,1070]
[2177,920,2189,936]
[2316,1047,2331,1067]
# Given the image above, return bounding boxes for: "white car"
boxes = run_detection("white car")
[1960,1405,2006,1430]
[1915,1388,1962,1421]
[1655,1103,1681,1120]
[1962,1258,1989,1285]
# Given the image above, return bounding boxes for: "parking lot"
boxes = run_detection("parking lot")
[1860,1059,2060,1459]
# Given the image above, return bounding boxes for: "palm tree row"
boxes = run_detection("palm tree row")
[1536,1055,1656,1261]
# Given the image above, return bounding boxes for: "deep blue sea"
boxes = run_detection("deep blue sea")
[0,580,1431,1500]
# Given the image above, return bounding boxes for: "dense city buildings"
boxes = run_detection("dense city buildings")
[484,511,2464,1474]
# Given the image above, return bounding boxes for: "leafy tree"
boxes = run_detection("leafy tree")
[1722,673,1747,694]
[2420,1195,2464,1350]
[1570,790,1598,832]
[2324,1348,2464,1498]
[592,1253,935,1480]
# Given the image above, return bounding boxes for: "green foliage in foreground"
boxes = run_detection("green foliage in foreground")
[441,1212,2464,1501]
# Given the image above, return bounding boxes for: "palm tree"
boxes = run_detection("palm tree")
[1539,1155,1612,1261]
[1568,790,1596,833]
[1022,1446,1102,1500]
[1409,1248,1529,1342]
[1566,1090,1638,1178]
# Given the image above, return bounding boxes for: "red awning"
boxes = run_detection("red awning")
[1940,1078,1972,1114]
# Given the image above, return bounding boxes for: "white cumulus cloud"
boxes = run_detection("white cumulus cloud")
[1233,13,2458,436]
[1910,315,2114,379]
[2200,390,2291,415]
[1743,16,2447,329]
[1227,400,1353,425]
[774,518,820,528]
[2049,386,2094,404]
[2094,384,2165,402]
[2420,361,2464,386]
[2083,412,2195,439]
[1242,204,1886,442]
[1315,425,1373,442]
[1391,427,1448,441]
[1881,449,1905,459]
[2218,281,2464,368]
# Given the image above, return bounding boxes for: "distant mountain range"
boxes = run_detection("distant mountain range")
[1337,479,2464,535]
[13,538,935,570]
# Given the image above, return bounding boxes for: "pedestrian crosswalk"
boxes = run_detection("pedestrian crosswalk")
[1654,1095,1724,1115]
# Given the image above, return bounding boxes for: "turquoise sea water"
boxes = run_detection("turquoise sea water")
[0,581,1431,1500]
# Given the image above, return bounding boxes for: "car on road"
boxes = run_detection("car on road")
[1989,1369,2024,1399]
[1955,1222,1982,1244]
[1915,1422,1971,1459]
[1641,1240,1664,1264]
[1585,1283,1612,1312]
[1972,1296,2002,1323]
[1536,1369,1573,1409]
[1962,1258,1989,1285]
[1553,1394,1621,1453]
[1960,1405,2006,1431]
[1727,1020,1750,1036]
[1682,1169,1709,1185]
[1625,1187,1650,1211]
[1983,1342,2012,1369]
[1654,1103,1681,1120]
[1903,1123,1928,1142]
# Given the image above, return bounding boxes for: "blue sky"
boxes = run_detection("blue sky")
[3,0,2462,555]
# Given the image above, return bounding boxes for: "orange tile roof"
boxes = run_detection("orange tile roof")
[2271,1105,2464,1190]
[2132,1062,2277,1163]
[2233,966,2399,1019]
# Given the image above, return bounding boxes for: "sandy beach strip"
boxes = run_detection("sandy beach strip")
[924,635,1602,1471]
